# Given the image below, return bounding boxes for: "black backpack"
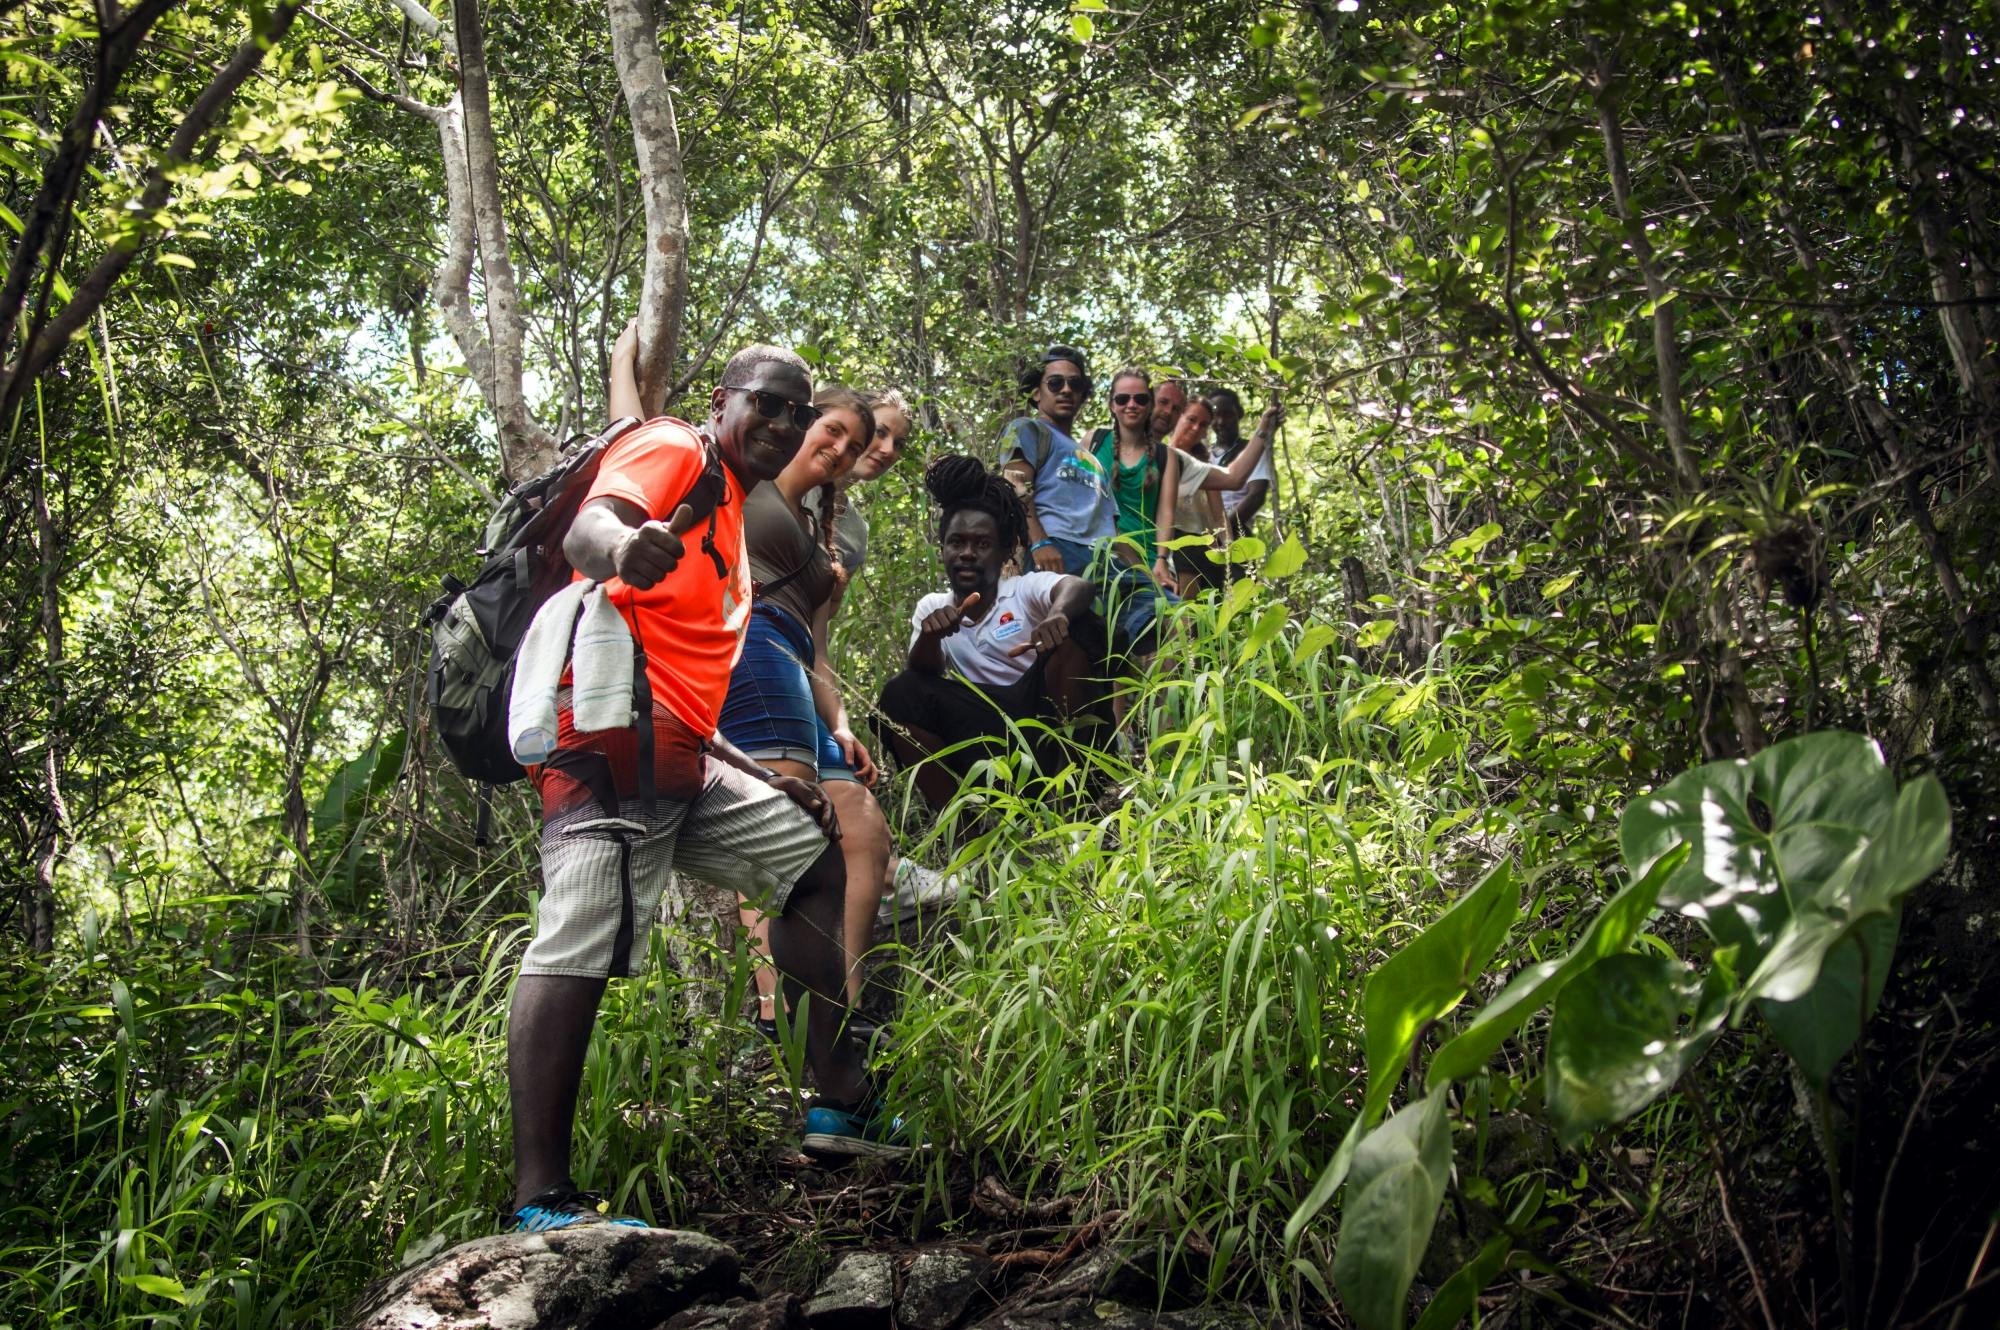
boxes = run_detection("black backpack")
[424,416,729,786]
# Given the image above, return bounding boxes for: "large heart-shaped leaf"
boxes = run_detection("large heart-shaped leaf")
[1332,1090,1454,1330]
[1544,951,1731,1146]
[1286,863,1517,1246]
[1618,733,1949,1085]
[1426,845,1684,1088]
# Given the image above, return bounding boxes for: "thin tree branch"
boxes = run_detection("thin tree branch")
[5,2,307,420]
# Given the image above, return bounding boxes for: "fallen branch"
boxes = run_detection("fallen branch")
[990,1210,1127,1273]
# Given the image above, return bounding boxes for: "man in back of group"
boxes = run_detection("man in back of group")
[1210,388,1276,541]
[1148,378,1187,446]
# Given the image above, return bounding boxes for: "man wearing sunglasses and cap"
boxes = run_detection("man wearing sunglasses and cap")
[998,344,1179,669]
[505,334,902,1235]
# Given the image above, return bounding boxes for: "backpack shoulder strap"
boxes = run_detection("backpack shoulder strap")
[1010,416,1060,470]
[683,425,730,577]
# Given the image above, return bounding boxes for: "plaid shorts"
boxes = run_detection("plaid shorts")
[522,695,830,979]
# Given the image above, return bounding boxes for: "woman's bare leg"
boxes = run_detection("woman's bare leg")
[823,779,892,1007]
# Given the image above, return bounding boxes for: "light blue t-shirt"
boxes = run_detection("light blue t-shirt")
[1001,416,1115,546]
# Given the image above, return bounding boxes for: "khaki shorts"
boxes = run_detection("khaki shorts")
[523,754,828,979]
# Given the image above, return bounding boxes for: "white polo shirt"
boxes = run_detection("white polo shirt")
[1220,440,1275,517]
[909,571,1070,687]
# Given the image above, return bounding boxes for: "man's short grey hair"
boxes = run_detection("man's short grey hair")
[720,343,810,390]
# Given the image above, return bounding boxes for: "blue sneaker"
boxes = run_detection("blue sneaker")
[801,1098,913,1159]
[510,1187,648,1232]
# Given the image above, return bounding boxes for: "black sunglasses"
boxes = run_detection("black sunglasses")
[1113,391,1153,407]
[1042,374,1088,393]
[727,386,821,432]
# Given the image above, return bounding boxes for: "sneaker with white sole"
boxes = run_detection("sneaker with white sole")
[800,1097,913,1159]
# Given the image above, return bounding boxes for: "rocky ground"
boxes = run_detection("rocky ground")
[343,1221,1271,1330]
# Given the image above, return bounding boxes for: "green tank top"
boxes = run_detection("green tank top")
[1091,429,1159,546]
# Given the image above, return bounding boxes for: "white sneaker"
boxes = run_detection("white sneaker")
[877,858,963,929]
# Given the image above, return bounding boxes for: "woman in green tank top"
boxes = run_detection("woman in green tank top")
[1089,367,1181,592]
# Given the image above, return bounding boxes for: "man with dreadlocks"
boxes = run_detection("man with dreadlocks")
[875,455,1101,810]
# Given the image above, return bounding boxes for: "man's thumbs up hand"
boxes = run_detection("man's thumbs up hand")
[919,590,979,639]
[614,509,693,590]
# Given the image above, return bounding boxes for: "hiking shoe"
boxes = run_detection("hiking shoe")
[755,1014,781,1045]
[801,1098,913,1159]
[509,1187,648,1232]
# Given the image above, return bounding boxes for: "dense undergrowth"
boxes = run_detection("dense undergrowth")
[8,561,1992,1329]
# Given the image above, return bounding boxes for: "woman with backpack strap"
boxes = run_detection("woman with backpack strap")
[720,395,957,1037]
[712,383,895,1029]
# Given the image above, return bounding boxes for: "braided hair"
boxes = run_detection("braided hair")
[926,454,1031,564]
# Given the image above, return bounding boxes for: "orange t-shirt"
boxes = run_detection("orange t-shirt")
[579,417,751,736]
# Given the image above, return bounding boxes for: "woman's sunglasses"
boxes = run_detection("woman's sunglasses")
[727,386,821,432]
[1113,392,1153,407]
[1041,374,1088,393]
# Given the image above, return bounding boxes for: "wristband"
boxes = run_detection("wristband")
[756,766,780,783]
[1029,539,1056,553]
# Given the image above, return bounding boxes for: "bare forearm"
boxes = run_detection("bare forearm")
[564,499,639,581]
[609,348,642,421]
[708,730,772,778]
[908,630,948,675]
[1004,460,1046,542]
[1217,428,1273,489]
[1052,576,1094,620]
[810,658,848,730]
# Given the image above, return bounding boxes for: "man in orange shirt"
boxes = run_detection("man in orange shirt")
[509,343,900,1235]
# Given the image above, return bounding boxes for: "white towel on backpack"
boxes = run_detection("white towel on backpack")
[508,580,637,765]
[507,580,587,766]
[569,589,636,734]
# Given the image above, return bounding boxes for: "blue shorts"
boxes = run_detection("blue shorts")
[1045,536,1177,659]
[716,605,857,782]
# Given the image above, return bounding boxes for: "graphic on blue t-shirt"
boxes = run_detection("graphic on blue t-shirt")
[1005,417,1114,546]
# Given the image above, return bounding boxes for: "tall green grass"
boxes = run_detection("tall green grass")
[1,882,798,1327]
[882,577,1519,1313]
[4,570,1569,1326]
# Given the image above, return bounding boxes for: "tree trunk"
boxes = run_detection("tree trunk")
[1892,87,2000,472]
[607,0,690,417]
[1595,47,1762,754]
[452,0,554,480]
[284,767,314,961]
[28,464,64,953]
